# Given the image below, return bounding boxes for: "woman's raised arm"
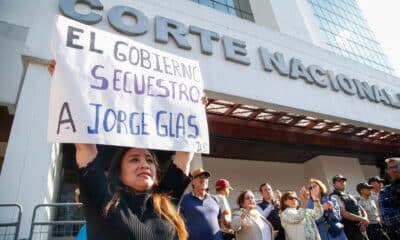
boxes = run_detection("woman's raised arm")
[75,144,97,168]
[173,151,194,175]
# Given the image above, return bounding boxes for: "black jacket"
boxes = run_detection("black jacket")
[77,157,190,240]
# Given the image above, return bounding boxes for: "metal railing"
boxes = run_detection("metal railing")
[0,204,22,240]
[28,203,85,240]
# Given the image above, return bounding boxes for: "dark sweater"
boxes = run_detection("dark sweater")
[77,157,190,240]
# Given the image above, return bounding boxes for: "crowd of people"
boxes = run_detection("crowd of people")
[179,157,399,240]
[48,61,400,240]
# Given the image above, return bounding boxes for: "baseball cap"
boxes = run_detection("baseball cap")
[191,168,211,178]
[356,182,373,194]
[332,174,347,183]
[368,176,384,184]
[215,178,233,190]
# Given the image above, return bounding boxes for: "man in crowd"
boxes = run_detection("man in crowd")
[180,168,222,240]
[214,178,235,240]
[368,176,385,208]
[356,182,389,240]
[256,182,285,239]
[330,174,369,240]
[379,157,400,239]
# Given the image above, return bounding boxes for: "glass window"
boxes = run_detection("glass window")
[214,2,228,13]
[198,0,213,8]
[308,0,394,74]
[227,7,238,16]
[192,0,254,21]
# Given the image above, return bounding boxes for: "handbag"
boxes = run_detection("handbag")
[326,210,344,237]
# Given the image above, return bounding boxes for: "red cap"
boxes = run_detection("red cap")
[215,179,233,190]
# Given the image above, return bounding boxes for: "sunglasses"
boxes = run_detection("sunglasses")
[308,184,318,191]
[387,164,400,172]
[287,196,298,201]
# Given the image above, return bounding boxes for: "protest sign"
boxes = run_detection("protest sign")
[48,15,209,153]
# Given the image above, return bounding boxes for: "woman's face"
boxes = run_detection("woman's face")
[284,194,298,208]
[309,182,321,197]
[119,148,157,192]
[242,192,256,209]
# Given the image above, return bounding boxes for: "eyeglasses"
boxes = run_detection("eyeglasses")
[287,196,298,201]
[387,164,400,172]
[308,184,318,191]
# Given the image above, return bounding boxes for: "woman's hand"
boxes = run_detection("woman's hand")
[322,201,333,210]
[299,187,308,201]
[322,202,332,211]
[75,143,97,168]
[201,94,208,106]
[173,151,194,175]
[48,60,56,76]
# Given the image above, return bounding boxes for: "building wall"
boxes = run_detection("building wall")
[361,164,380,181]
[0,22,27,111]
[249,0,279,31]
[0,0,41,110]
[0,62,62,238]
[304,155,368,196]
[203,156,306,207]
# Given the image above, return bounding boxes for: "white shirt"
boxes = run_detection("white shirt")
[216,194,232,233]
[253,214,272,240]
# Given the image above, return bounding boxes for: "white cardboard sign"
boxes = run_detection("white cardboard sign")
[48,16,209,153]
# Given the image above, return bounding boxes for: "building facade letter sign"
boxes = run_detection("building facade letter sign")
[107,6,149,36]
[59,0,103,25]
[59,0,400,109]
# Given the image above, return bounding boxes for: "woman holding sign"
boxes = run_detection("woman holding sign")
[49,60,196,240]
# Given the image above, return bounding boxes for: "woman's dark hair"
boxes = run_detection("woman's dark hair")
[103,147,188,239]
[107,147,160,196]
[280,191,297,212]
[103,147,160,214]
[236,190,253,208]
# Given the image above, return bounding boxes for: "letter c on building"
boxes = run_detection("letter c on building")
[59,0,103,24]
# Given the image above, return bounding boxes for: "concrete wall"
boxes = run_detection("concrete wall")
[0,22,27,110]
[268,0,313,42]
[361,164,380,181]
[0,0,41,110]
[0,62,62,238]
[295,0,328,48]
[203,156,306,208]
[250,0,279,31]
[304,155,367,196]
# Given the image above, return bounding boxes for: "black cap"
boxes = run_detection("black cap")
[368,176,384,184]
[332,174,347,183]
[356,182,374,194]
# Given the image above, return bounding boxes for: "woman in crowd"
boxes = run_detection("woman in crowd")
[49,60,194,240]
[307,178,347,240]
[231,190,275,240]
[280,187,323,240]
